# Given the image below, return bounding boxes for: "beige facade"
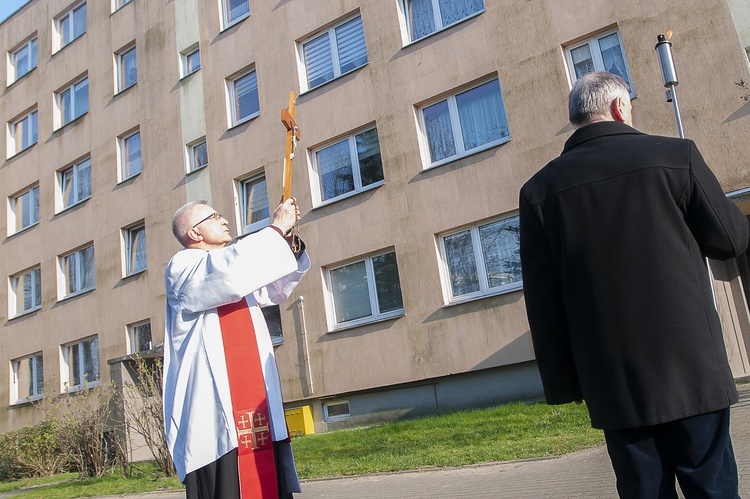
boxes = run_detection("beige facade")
[1,0,750,441]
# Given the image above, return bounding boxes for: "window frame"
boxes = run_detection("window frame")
[127,320,152,354]
[61,336,100,392]
[564,28,636,98]
[323,400,351,422]
[118,128,142,181]
[115,44,137,93]
[187,138,208,173]
[9,266,42,318]
[237,172,270,234]
[123,221,147,276]
[417,77,510,170]
[8,184,40,235]
[8,108,38,157]
[221,0,250,30]
[8,35,38,85]
[227,67,260,127]
[58,244,95,299]
[437,213,523,305]
[57,156,92,212]
[298,13,368,93]
[11,352,44,404]
[310,125,384,207]
[112,0,132,13]
[55,1,87,52]
[55,75,89,129]
[181,46,201,78]
[399,0,486,45]
[324,250,405,331]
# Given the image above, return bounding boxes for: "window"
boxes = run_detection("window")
[419,78,509,168]
[116,45,137,92]
[222,0,249,28]
[128,321,152,354]
[62,337,99,391]
[9,109,38,156]
[182,47,201,77]
[9,185,39,234]
[61,245,95,297]
[402,0,484,42]
[229,69,259,126]
[262,306,284,344]
[188,139,208,172]
[565,30,635,96]
[56,2,87,51]
[10,267,41,317]
[119,130,142,180]
[313,127,383,204]
[327,251,404,329]
[239,173,269,233]
[124,223,147,275]
[113,0,132,11]
[301,15,367,92]
[323,401,351,422]
[439,215,522,303]
[9,37,37,83]
[56,76,89,128]
[59,157,91,210]
[11,353,43,404]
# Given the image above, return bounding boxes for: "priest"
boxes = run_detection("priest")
[163,197,309,499]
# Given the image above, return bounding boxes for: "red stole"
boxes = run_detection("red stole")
[218,299,279,499]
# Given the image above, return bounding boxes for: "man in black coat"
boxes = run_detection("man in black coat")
[519,71,748,498]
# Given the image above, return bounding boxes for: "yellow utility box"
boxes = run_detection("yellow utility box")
[285,405,314,436]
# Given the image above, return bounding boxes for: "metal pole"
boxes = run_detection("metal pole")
[669,84,686,139]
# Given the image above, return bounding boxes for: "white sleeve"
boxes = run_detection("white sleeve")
[254,251,312,307]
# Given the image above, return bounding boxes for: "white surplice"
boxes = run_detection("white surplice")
[163,226,310,481]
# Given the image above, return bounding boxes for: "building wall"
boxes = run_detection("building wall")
[1,0,749,435]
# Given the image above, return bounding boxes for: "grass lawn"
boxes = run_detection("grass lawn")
[0,400,602,497]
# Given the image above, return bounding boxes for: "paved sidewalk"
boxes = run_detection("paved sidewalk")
[20,384,750,499]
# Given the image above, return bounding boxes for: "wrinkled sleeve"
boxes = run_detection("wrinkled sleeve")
[254,251,312,307]
[519,190,582,404]
[686,140,749,260]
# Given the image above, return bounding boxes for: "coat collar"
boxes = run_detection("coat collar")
[562,121,644,154]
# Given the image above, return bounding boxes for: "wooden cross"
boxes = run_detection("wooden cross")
[281,91,300,202]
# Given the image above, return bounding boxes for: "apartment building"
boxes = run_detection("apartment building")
[1,0,749,442]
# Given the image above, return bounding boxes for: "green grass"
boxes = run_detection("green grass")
[0,400,602,496]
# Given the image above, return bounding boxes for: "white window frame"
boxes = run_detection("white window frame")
[11,353,44,404]
[298,14,368,93]
[236,172,270,234]
[310,125,384,207]
[9,266,42,318]
[564,29,636,98]
[323,400,351,422]
[57,156,92,212]
[187,138,208,173]
[128,320,152,354]
[398,0,486,45]
[112,0,132,13]
[227,68,259,127]
[58,244,95,299]
[8,35,38,85]
[417,77,510,170]
[115,44,137,93]
[55,75,89,129]
[8,184,40,235]
[438,214,523,305]
[118,128,142,181]
[221,0,250,30]
[325,250,404,330]
[122,221,147,276]
[60,336,100,392]
[55,1,87,52]
[180,45,201,78]
[8,108,38,157]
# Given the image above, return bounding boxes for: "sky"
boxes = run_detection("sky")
[0,0,31,24]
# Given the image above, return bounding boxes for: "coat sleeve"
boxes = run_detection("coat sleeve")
[177,227,300,313]
[685,141,749,260]
[519,189,582,404]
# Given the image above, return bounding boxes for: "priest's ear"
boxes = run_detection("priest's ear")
[185,226,203,244]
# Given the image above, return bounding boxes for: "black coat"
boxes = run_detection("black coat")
[519,121,749,430]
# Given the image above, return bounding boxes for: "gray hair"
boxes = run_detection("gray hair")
[171,200,209,245]
[568,71,631,126]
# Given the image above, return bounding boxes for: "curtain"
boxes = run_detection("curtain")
[122,48,137,87]
[235,71,259,120]
[227,0,249,22]
[80,246,95,291]
[84,338,100,383]
[34,356,43,396]
[71,344,81,387]
[424,100,456,162]
[78,160,91,201]
[22,272,33,312]
[331,261,372,323]
[438,0,484,27]
[304,33,334,89]
[570,44,594,79]
[126,133,141,176]
[598,33,628,83]
[445,230,480,296]
[336,16,367,74]
[456,79,508,151]
[244,177,269,225]
[318,139,354,200]
[130,227,147,273]
[372,252,403,313]
[479,217,521,288]
[356,128,384,187]
[408,0,435,41]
